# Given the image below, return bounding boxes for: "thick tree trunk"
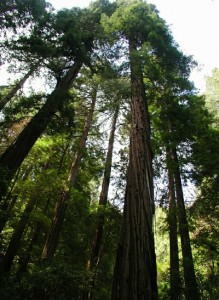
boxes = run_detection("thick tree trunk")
[173,148,200,300]
[0,60,82,198]
[82,107,119,300]
[0,65,38,112]
[111,39,157,300]
[166,149,181,300]
[41,91,97,260]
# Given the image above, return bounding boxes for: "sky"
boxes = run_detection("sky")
[48,0,219,92]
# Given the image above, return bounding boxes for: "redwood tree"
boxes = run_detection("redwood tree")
[103,2,163,298]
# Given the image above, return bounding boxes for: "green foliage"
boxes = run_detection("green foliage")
[0,262,87,300]
[154,208,170,297]
[191,190,219,299]
[205,68,219,125]
[53,8,95,60]
[0,0,219,299]
[0,0,48,31]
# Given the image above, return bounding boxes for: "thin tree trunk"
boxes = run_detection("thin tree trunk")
[0,65,38,112]
[0,166,32,234]
[2,193,38,272]
[88,107,119,270]
[166,149,181,300]
[41,90,97,260]
[173,148,200,300]
[17,195,51,273]
[82,107,119,300]
[111,39,157,300]
[16,138,73,272]
[0,195,18,235]
[0,60,82,199]
[1,158,52,272]
[17,222,41,274]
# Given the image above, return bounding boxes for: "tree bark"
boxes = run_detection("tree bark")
[82,106,119,300]
[0,60,82,199]
[173,148,200,300]
[166,149,181,300]
[41,90,97,260]
[0,65,38,112]
[111,39,157,300]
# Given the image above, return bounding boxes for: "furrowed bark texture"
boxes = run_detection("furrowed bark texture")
[166,148,181,300]
[41,90,97,260]
[111,39,157,300]
[0,60,82,196]
[173,148,200,300]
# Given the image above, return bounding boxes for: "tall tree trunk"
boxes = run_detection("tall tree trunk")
[111,39,157,300]
[0,65,38,112]
[0,60,82,199]
[82,106,119,300]
[41,90,97,260]
[166,149,181,300]
[173,148,200,300]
